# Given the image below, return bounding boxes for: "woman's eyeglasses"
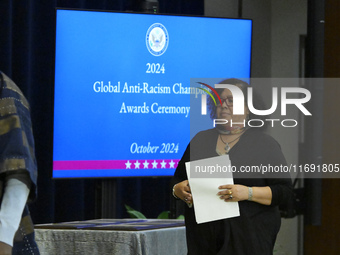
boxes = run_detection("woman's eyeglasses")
[217,97,233,107]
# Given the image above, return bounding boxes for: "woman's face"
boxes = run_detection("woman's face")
[216,88,249,128]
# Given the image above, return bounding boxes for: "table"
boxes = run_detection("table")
[34,219,187,255]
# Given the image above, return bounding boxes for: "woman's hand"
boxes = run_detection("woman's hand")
[174,180,193,204]
[217,184,272,205]
[217,184,248,202]
[0,242,12,255]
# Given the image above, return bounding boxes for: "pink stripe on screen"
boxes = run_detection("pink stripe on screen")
[53,159,179,170]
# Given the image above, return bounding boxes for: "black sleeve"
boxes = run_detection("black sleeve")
[268,178,294,206]
[260,134,294,207]
[170,142,190,187]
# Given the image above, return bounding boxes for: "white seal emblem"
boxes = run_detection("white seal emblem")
[146,23,169,56]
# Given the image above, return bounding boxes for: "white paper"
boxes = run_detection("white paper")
[185,154,240,224]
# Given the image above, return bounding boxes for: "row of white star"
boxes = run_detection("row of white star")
[125,160,177,169]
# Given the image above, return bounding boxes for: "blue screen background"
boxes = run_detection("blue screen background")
[53,10,252,178]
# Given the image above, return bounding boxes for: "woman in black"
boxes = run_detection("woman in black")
[172,79,293,255]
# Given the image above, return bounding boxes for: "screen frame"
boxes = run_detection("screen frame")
[52,8,253,179]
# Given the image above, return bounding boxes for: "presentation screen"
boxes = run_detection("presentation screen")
[53,9,252,178]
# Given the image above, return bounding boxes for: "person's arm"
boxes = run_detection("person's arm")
[171,129,218,206]
[217,177,293,206]
[0,178,30,248]
[171,140,193,206]
[0,242,12,255]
